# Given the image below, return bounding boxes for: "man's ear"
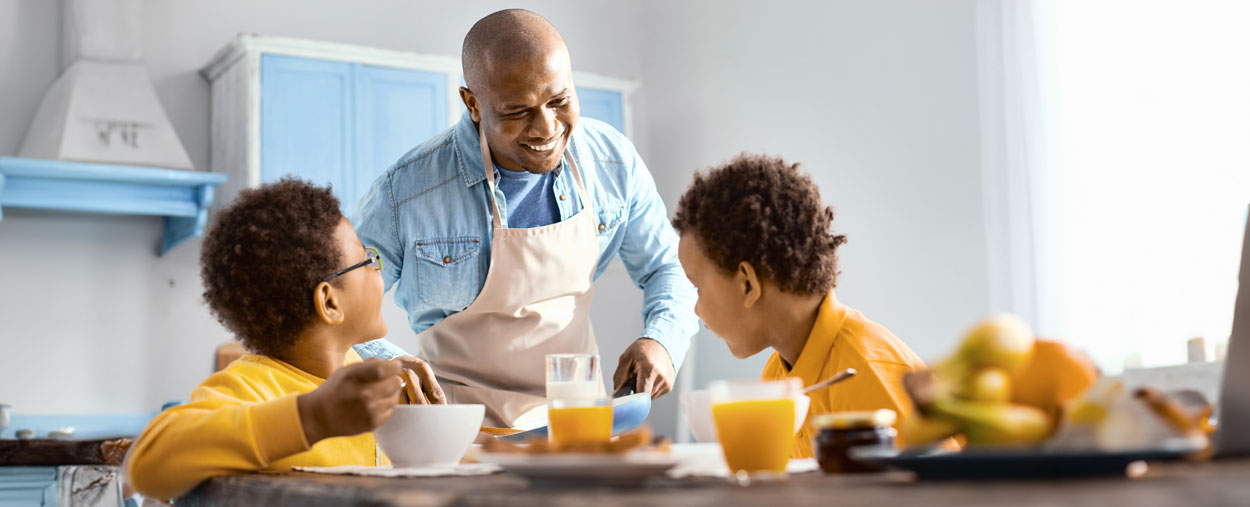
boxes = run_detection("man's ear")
[312,281,346,326]
[738,261,763,309]
[459,87,481,123]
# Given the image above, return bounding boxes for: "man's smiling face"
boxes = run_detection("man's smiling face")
[466,46,579,174]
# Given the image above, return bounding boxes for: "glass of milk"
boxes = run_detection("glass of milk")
[545,353,603,400]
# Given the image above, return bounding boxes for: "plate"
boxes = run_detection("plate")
[497,393,651,442]
[478,451,677,486]
[851,438,1205,480]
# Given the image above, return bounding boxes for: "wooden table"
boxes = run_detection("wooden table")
[179,457,1250,507]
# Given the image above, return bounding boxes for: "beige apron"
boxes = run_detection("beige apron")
[415,125,601,428]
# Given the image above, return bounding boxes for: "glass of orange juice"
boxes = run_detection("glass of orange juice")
[547,397,613,445]
[708,378,802,482]
[545,354,612,445]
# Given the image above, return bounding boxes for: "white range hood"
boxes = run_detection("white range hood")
[19,0,193,170]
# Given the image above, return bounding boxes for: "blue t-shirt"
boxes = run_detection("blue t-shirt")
[494,162,561,228]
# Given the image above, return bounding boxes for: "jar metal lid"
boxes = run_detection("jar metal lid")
[812,409,897,430]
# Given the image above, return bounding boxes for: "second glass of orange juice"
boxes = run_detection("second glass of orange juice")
[708,378,801,480]
[545,353,612,445]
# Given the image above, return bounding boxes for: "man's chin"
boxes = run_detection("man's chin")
[515,142,567,172]
[518,156,564,173]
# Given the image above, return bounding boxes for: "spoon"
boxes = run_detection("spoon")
[803,368,857,394]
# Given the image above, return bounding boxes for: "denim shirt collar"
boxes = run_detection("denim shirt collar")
[453,112,580,188]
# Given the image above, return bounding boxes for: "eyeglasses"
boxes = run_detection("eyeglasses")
[324,247,382,282]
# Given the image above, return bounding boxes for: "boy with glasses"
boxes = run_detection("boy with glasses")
[125,178,443,500]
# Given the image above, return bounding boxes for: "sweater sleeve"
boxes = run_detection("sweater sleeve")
[123,374,310,500]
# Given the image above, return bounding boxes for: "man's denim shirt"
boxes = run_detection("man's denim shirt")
[350,113,698,371]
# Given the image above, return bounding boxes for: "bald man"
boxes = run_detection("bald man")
[351,9,697,428]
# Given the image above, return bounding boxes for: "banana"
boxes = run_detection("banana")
[929,398,1053,446]
[960,367,1012,403]
[901,413,961,446]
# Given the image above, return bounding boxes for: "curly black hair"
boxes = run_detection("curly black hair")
[200,177,344,357]
[672,153,848,295]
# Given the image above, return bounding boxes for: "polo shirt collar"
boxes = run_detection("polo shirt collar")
[785,290,848,386]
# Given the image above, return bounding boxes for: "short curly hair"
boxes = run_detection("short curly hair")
[200,177,344,357]
[672,154,848,295]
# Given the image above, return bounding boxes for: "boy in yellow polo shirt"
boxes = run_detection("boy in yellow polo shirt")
[125,178,444,499]
[673,154,927,460]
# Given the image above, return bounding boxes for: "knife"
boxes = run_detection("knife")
[613,375,637,398]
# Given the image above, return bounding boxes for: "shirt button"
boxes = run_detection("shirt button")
[559,194,566,201]
[598,224,606,231]
[443,256,452,264]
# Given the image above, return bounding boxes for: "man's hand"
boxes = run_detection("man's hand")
[396,355,446,405]
[298,358,403,445]
[612,338,675,399]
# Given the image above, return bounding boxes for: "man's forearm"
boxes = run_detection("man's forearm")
[639,267,698,372]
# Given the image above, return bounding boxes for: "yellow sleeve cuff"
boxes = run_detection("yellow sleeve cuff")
[250,394,311,464]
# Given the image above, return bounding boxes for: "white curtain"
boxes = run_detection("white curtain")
[975,0,1056,334]
[978,0,1250,371]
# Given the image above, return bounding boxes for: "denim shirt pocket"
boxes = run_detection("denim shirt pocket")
[594,200,626,252]
[414,237,482,311]
[596,199,627,232]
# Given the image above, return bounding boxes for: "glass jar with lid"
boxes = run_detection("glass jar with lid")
[812,409,897,474]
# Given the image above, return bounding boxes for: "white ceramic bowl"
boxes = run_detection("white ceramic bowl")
[680,390,810,443]
[374,404,485,467]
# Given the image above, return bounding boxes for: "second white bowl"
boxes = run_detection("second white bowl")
[680,390,810,443]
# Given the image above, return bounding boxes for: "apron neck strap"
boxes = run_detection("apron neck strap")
[478,123,590,230]
[479,124,505,230]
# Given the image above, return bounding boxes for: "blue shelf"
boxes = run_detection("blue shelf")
[0,157,227,255]
[0,412,160,440]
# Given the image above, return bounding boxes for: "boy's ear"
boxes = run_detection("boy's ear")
[460,87,482,123]
[738,261,762,308]
[312,281,346,326]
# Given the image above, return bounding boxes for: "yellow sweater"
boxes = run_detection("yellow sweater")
[761,291,927,459]
[125,349,386,500]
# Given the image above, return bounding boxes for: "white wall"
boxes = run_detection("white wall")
[0,0,989,441]
[634,0,989,389]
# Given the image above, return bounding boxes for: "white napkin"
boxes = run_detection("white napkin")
[665,443,820,479]
[293,463,502,478]
[666,458,820,479]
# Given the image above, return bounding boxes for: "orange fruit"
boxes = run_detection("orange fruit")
[1010,339,1098,416]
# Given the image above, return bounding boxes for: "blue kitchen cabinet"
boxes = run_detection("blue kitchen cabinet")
[259,56,353,211]
[258,55,448,217]
[202,35,454,218]
[577,87,625,134]
[0,468,57,507]
[353,64,449,207]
